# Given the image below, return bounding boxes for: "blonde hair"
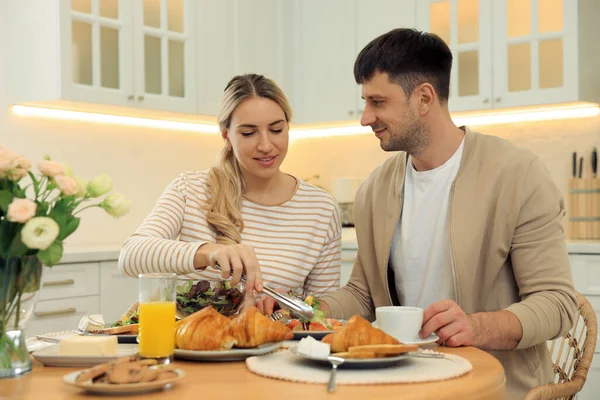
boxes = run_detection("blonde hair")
[203,74,292,245]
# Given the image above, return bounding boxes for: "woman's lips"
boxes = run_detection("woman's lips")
[254,155,277,167]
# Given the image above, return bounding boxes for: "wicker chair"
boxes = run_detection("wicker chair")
[524,292,598,400]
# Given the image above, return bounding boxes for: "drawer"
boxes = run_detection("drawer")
[26,295,100,337]
[99,261,138,324]
[569,255,600,296]
[40,262,100,300]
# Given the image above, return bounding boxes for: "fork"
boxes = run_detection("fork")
[269,310,284,321]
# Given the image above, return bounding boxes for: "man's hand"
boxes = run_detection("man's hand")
[421,300,523,350]
[420,300,474,347]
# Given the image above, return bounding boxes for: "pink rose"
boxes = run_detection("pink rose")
[7,198,37,223]
[55,175,78,196]
[0,147,19,174]
[38,160,64,177]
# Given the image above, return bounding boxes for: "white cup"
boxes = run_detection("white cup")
[375,306,424,342]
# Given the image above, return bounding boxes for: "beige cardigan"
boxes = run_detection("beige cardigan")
[321,128,577,399]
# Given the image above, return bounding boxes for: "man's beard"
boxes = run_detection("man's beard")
[381,118,429,155]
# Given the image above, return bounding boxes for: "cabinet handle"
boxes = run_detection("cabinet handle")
[482,98,489,104]
[341,258,356,262]
[127,95,134,100]
[43,279,75,287]
[137,96,145,101]
[495,97,501,102]
[35,307,77,318]
[348,110,354,116]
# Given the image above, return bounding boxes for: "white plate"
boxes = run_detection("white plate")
[371,321,439,345]
[291,347,412,369]
[32,344,139,367]
[174,342,282,362]
[63,367,184,395]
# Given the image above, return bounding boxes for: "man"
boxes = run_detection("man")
[313,28,577,399]
[259,27,576,398]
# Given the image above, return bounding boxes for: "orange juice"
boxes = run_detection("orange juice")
[138,301,176,358]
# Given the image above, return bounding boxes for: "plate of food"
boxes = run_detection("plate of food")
[77,303,139,343]
[291,315,420,368]
[278,295,345,339]
[173,305,292,361]
[32,343,139,367]
[63,354,184,395]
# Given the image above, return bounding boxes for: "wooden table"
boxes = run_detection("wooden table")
[1,346,505,400]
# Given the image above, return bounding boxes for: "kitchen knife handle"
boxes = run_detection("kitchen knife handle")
[579,157,584,179]
[573,152,578,178]
[592,148,597,177]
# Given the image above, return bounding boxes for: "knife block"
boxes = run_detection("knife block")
[568,178,600,240]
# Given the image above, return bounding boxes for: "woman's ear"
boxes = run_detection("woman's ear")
[221,130,232,150]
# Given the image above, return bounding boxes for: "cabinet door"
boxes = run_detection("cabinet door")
[355,0,417,115]
[492,0,575,108]
[60,0,134,107]
[294,0,357,124]
[196,0,290,116]
[27,295,100,337]
[417,0,492,112]
[132,0,197,113]
[99,261,138,324]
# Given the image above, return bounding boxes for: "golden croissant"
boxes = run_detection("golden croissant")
[174,306,236,351]
[229,306,293,347]
[322,315,400,353]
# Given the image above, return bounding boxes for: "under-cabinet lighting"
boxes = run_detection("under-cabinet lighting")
[290,103,600,140]
[11,105,220,134]
[11,103,600,140]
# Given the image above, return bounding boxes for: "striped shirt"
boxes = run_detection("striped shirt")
[118,170,342,297]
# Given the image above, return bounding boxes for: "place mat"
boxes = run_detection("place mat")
[246,349,473,385]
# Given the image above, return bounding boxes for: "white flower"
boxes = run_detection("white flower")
[21,217,60,250]
[100,193,131,218]
[87,174,113,197]
[74,176,87,198]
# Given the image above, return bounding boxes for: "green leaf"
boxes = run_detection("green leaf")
[58,217,80,240]
[37,201,49,216]
[0,190,14,212]
[9,232,29,258]
[0,222,12,258]
[37,241,63,266]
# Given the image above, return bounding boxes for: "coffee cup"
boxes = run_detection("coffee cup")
[375,306,424,342]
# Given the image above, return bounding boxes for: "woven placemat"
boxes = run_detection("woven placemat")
[246,349,473,385]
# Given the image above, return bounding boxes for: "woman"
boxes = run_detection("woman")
[118,74,341,308]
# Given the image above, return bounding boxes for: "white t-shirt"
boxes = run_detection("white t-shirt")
[390,139,465,308]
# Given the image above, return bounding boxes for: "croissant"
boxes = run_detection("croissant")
[174,306,236,351]
[322,315,400,353]
[229,306,293,347]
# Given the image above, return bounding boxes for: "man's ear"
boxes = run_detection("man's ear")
[416,83,436,116]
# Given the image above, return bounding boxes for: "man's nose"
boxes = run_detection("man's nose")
[360,106,376,126]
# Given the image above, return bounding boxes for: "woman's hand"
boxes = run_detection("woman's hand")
[194,243,263,293]
[255,287,289,315]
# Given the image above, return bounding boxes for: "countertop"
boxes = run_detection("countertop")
[341,228,600,255]
[59,244,121,264]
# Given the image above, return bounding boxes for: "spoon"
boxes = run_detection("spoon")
[327,356,345,392]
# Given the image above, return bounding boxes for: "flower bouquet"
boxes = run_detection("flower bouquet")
[0,145,131,378]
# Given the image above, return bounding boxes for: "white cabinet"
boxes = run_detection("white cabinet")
[6,0,197,114]
[99,261,138,324]
[568,253,600,400]
[417,0,600,112]
[196,0,293,116]
[292,0,417,124]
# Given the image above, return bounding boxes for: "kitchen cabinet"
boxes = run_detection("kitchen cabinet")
[99,261,138,324]
[195,0,294,116]
[291,0,417,124]
[568,252,600,400]
[6,0,197,114]
[417,0,600,112]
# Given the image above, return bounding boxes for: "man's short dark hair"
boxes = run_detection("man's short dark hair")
[354,28,453,103]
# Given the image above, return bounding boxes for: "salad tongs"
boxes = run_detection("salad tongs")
[213,263,314,320]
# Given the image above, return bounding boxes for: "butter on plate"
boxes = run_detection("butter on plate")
[296,336,330,358]
[59,335,118,356]
[78,314,105,332]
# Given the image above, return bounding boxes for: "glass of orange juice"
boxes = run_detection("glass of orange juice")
[138,273,176,362]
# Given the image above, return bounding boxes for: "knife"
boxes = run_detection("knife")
[573,152,578,178]
[592,148,597,178]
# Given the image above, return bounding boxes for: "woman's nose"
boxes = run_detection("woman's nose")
[257,134,274,152]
